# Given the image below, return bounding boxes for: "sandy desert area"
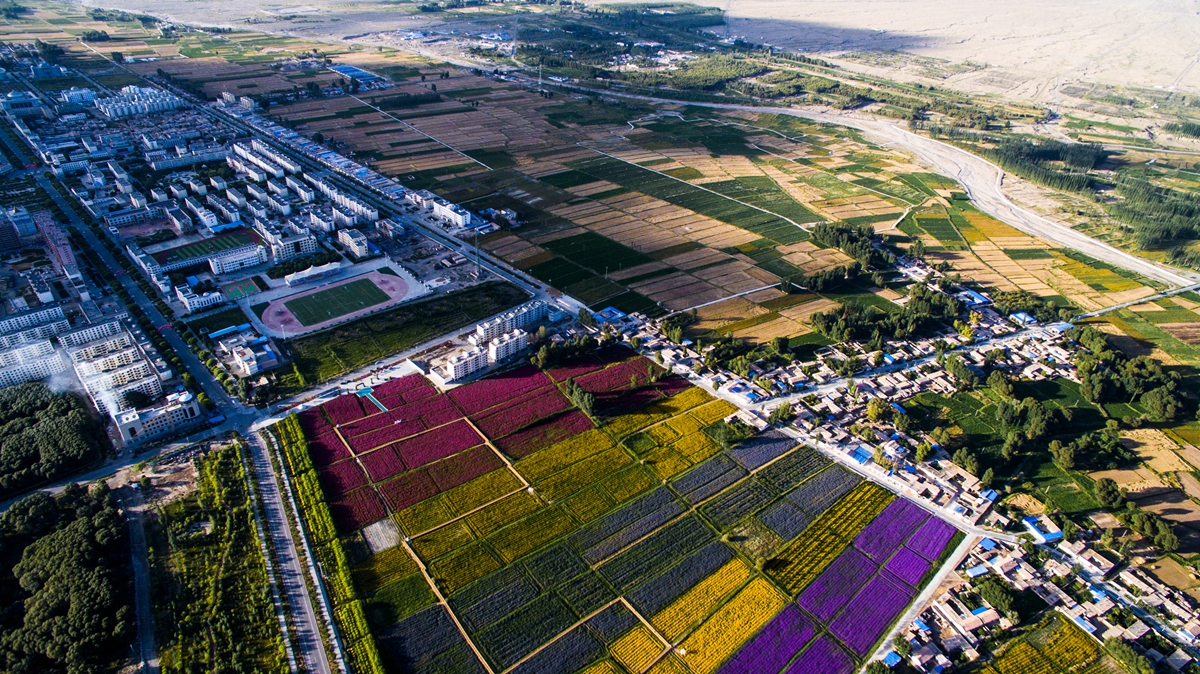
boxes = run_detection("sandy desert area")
[72,0,1200,104]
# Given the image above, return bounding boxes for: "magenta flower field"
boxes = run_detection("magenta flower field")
[394,420,484,470]
[493,411,594,459]
[359,445,407,482]
[307,432,352,467]
[329,487,387,531]
[448,365,552,415]
[318,460,369,496]
[473,387,572,439]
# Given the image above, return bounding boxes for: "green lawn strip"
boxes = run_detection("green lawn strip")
[647,241,705,260]
[541,232,655,275]
[285,278,391,327]
[284,282,527,389]
[1003,249,1055,260]
[185,306,250,334]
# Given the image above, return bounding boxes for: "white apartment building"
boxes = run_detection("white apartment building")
[488,329,528,364]
[66,321,165,417]
[338,228,370,259]
[433,198,472,227]
[94,86,185,119]
[0,305,69,349]
[0,305,67,335]
[475,301,548,342]
[446,347,488,381]
[115,391,202,444]
[254,220,318,262]
[230,142,285,179]
[250,139,302,174]
[0,340,68,387]
[208,245,268,274]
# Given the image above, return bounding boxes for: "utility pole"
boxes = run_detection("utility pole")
[724,0,732,40]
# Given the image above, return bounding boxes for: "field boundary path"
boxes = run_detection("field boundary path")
[119,486,159,674]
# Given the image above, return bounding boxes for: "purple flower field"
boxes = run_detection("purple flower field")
[797,547,877,623]
[828,575,913,656]
[852,498,929,562]
[883,547,931,588]
[907,517,957,561]
[782,635,855,674]
[719,604,814,674]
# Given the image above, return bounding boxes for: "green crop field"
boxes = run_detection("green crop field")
[154,230,258,264]
[285,278,391,326]
[567,156,812,245]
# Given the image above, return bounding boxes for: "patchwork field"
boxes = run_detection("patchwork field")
[270,348,962,674]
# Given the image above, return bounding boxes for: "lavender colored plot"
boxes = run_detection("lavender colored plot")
[907,517,957,561]
[852,498,929,562]
[797,546,877,623]
[782,635,855,674]
[626,541,733,616]
[728,430,796,471]
[671,456,747,505]
[718,604,815,674]
[883,547,931,588]
[508,625,604,674]
[828,575,913,657]
[758,498,813,542]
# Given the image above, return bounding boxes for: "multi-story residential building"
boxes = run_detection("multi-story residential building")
[32,212,82,282]
[0,305,69,349]
[338,228,370,259]
[475,301,548,342]
[446,347,488,381]
[250,139,302,174]
[94,86,185,119]
[4,206,37,236]
[254,220,318,262]
[0,305,68,336]
[114,391,202,444]
[0,340,68,387]
[305,174,378,222]
[230,142,285,179]
[432,198,472,227]
[66,320,166,416]
[488,329,528,364]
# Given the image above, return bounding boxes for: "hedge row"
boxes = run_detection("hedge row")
[272,416,385,674]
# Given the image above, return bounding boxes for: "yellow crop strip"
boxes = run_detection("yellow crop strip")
[677,578,787,674]
[651,559,750,640]
[611,625,663,673]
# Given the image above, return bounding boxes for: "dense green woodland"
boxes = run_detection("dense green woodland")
[0,484,133,673]
[0,385,109,499]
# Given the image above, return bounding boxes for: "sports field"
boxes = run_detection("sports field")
[284,278,391,326]
[222,278,261,300]
[153,230,259,265]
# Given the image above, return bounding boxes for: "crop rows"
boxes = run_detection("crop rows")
[797,546,877,623]
[907,516,958,560]
[756,446,831,493]
[677,578,788,674]
[883,547,931,588]
[828,574,914,656]
[494,410,595,459]
[852,497,930,561]
[701,477,775,531]
[449,364,553,416]
[726,430,797,471]
[785,636,855,674]
[611,625,662,674]
[651,558,751,640]
[718,604,815,674]
[766,482,893,593]
[627,541,734,617]
[474,387,572,439]
[757,499,814,542]
[672,455,748,505]
[784,465,862,516]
